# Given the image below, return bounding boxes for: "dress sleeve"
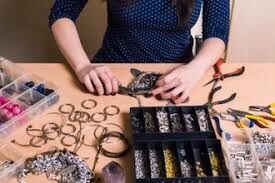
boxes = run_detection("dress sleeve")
[48,0,88,27]
[202,0,230,45]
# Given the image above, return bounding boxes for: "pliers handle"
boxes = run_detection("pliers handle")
[204,58,245,87]
[221,112,254,128]
[227,108,270,128]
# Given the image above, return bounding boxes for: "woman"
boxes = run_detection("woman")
[49,0,229,103]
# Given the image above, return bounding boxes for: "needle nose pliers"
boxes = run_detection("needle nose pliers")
[249,103,275,116]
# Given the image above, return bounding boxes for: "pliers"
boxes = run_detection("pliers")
[227,108,271,128]
[205,86,237,115]
[204,59,245,88]
[249,103,275,116]
[204,86,236,140]
[223,111,254,128]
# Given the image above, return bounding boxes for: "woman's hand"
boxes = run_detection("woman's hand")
[75,64,120,95]
[152,64,205,104]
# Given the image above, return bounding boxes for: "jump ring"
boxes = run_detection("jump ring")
[58,103,75,114]
[90,112,108,123]
[103,105,120,116]
[81,99,97,110]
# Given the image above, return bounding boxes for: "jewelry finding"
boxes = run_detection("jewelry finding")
[81,99,97,109]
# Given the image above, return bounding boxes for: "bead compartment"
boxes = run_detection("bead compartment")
[130,106,216,141]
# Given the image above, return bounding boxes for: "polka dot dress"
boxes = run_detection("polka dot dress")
[49,0,229,63]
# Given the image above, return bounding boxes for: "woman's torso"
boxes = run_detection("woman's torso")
[93,0,203,63]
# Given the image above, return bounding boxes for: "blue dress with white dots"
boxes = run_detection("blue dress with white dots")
[49,0,229,63]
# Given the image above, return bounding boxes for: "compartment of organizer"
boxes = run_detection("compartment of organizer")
[130,106,216,141]
[0,90,47,136]
[0,144,24,182]
[254,143,275,182]
[34,81,60,107]
[133,140,229,183]
[227,143,260,183]
[0,58,25,88]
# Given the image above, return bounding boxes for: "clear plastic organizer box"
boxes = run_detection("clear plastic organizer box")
[0,142,25,182]
[0,57,60,138]
[224,129,275,183]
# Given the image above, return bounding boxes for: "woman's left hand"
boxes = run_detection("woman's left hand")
[152,64,205,104]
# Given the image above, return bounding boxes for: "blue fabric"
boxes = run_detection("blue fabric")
[49,0,229,63]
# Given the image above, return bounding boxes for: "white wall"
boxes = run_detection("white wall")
[226,0,275,62]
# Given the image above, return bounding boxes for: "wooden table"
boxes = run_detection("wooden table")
[4,63,275,182]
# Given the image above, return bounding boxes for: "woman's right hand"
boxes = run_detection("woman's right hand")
[75,64,120,95]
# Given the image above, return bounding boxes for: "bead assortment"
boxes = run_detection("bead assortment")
[133,140,229,181]
[0,59,59,138]
[178,148,193,177]
[169,112,183,132]
[163,144,179,178]
[228,144,258,183]
[157,109,171,133]
[131,106,228,182]
[17,149,95,183]
[148,144,165,178]
[143,112,157,132]
[252,131,275,144]
[134,149,149,179]
[196,109,209,132]
[131,106,214,137]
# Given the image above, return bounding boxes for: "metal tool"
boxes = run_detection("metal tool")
[249,103,275,116]
[204,59,245,88]
[223,111,254,128]
[227,108,271,128]
[205,86,236,140]
[205,86,237,115]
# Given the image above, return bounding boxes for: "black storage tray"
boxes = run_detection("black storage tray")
[133,139,229,183]
[130,105,216,141]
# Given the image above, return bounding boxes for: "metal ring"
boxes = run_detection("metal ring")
[81,99,97,110]
[30,136,47,148]
[41,123,60,140]
[72,111,91,123]
[97,131,130,158]
[90,112,108,123]
[60,124,78,147]
[103,105,120,116]
[26,125,43,137]
[58,103,75,114]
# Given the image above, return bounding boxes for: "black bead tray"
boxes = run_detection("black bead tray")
[130,105,216,141]
[133,139,229,183]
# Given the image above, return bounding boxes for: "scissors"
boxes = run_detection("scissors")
[227,108,271,128]
[249,103,275,116]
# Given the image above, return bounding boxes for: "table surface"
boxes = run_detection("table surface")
[4,63,275,182]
